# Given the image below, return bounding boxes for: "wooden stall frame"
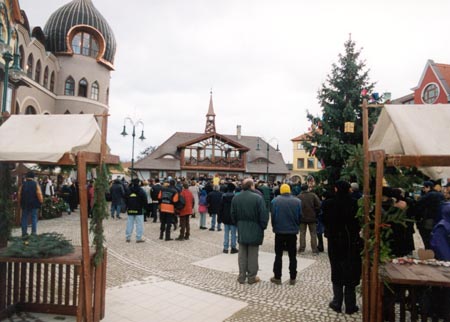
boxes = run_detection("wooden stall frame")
[0,113,118,322]
[362,99,450,321]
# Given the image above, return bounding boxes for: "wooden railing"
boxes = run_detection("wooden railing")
[0,246,106,322]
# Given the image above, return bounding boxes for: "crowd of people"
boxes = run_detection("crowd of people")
[18,170,450,319]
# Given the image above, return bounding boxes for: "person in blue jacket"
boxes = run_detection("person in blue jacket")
[270,184,302,285]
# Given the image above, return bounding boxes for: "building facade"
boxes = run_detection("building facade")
[290,132,321,182]
[392,60,450,105]
[134,93,289,182]
[0,0,115,117]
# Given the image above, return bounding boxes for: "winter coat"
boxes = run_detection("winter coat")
[207,190,222,214]
[178,189,194,217]
[220,192,235,225]
[322,192,362,286]
[125,184,148,215]
[110,180,125,206]
[19,179,43,210]
[231,190,268,245]
[158,186,179,214]
[430,202,450,260]
[297,191,321,223]
[198,191,208,213]
[271,194,302,234]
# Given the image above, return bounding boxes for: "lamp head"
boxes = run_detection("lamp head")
[120,125,128,137]
[139,130,146,141]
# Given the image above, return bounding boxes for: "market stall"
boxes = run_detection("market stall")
[363,103,450,322]
[0,114,118,322]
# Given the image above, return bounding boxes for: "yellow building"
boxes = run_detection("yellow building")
[290,132,321,182]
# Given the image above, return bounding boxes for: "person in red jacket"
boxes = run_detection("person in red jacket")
[176,183,194,240]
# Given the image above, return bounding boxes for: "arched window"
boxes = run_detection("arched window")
[91,81,99,100]
[64,76,75,96]
[64,110,71,114]
[71,32,99,58]
[26,54,33,78]
[106,88,109,104]
[78,78,88,97]
[15,102,19,114]
[50,72,55,92]
[43,66,49,88]
[35,60,41,83]
[25,106,37,114]
[19,46,25,69]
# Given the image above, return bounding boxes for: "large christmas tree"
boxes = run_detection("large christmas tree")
[305,38,379,184]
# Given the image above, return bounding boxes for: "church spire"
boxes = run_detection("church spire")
[205,90,216,133]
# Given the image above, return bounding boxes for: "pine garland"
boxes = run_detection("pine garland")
[89,163,109,266]
[0,163,14,244]
[1,233,74,258]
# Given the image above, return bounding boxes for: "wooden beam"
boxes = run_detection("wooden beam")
[370,149,385,322]
[384,154,450,167]
[76,152,93,322]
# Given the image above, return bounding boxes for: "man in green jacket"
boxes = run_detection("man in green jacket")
[231,178,269,284]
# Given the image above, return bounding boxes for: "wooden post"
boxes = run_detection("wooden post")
[362,98,371,322]
[370,150,385,322]
[77,152,93,322]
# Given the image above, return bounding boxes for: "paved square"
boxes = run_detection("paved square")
[193,251,316,282]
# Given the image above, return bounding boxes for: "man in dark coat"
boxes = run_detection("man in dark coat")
[270,184,302,285]
[322,180,361,315]
[414,181,444,249]
[110,178,125,219]
[231,178,268,284]
[297,184,321,254]
[207,185,223,231]
[219,183,238,254]
[158,179,179,241]
[18,171,43,237]
[125,178,147,243]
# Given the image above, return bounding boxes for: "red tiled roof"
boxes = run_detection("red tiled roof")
[436,63,450,88]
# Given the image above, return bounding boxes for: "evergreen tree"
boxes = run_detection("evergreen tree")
[305,38,378,184]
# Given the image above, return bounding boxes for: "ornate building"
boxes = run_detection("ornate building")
[134,93,289,182]
[0,0,115,116]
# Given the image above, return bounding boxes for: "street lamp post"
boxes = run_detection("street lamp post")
[256,137,279,182]
[0,3,23,117]
[120,117,145,179]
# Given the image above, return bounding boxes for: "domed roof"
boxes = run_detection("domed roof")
[43,0,116,65]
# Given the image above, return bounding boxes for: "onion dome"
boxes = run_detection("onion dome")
[43,0,116,65]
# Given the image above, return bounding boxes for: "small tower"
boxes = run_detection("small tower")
[205,90,216,134]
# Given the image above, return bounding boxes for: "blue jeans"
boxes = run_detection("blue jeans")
[21,208,38,236]
[126,214,144,241]
[223,224,237,249]
[111,204,121,218]
[210,213,221,230]
[199,212,207,228]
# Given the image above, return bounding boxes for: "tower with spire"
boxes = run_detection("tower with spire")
[205,90,216,134]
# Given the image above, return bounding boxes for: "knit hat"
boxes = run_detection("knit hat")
[423,181,434,188]
[280,184,291,195]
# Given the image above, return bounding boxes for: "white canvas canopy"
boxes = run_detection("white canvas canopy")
[369,104,450,180]
[0,114,102,163]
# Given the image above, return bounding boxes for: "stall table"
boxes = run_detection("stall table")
[379,262,450,322]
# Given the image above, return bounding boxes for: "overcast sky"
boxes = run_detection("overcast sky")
[18,0,450,164]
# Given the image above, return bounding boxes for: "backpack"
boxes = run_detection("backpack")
[174,194,186,210]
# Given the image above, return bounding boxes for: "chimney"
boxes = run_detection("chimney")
[236,125,241,140]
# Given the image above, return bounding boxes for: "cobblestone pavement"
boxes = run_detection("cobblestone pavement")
[6,211,365,322]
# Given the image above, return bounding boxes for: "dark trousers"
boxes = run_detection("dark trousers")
[331,283,357,310]
[418,226,432,249]
[273,234,297,280]
[160,212,174,239]
[151,203,159,222]
[179,215,190,238]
